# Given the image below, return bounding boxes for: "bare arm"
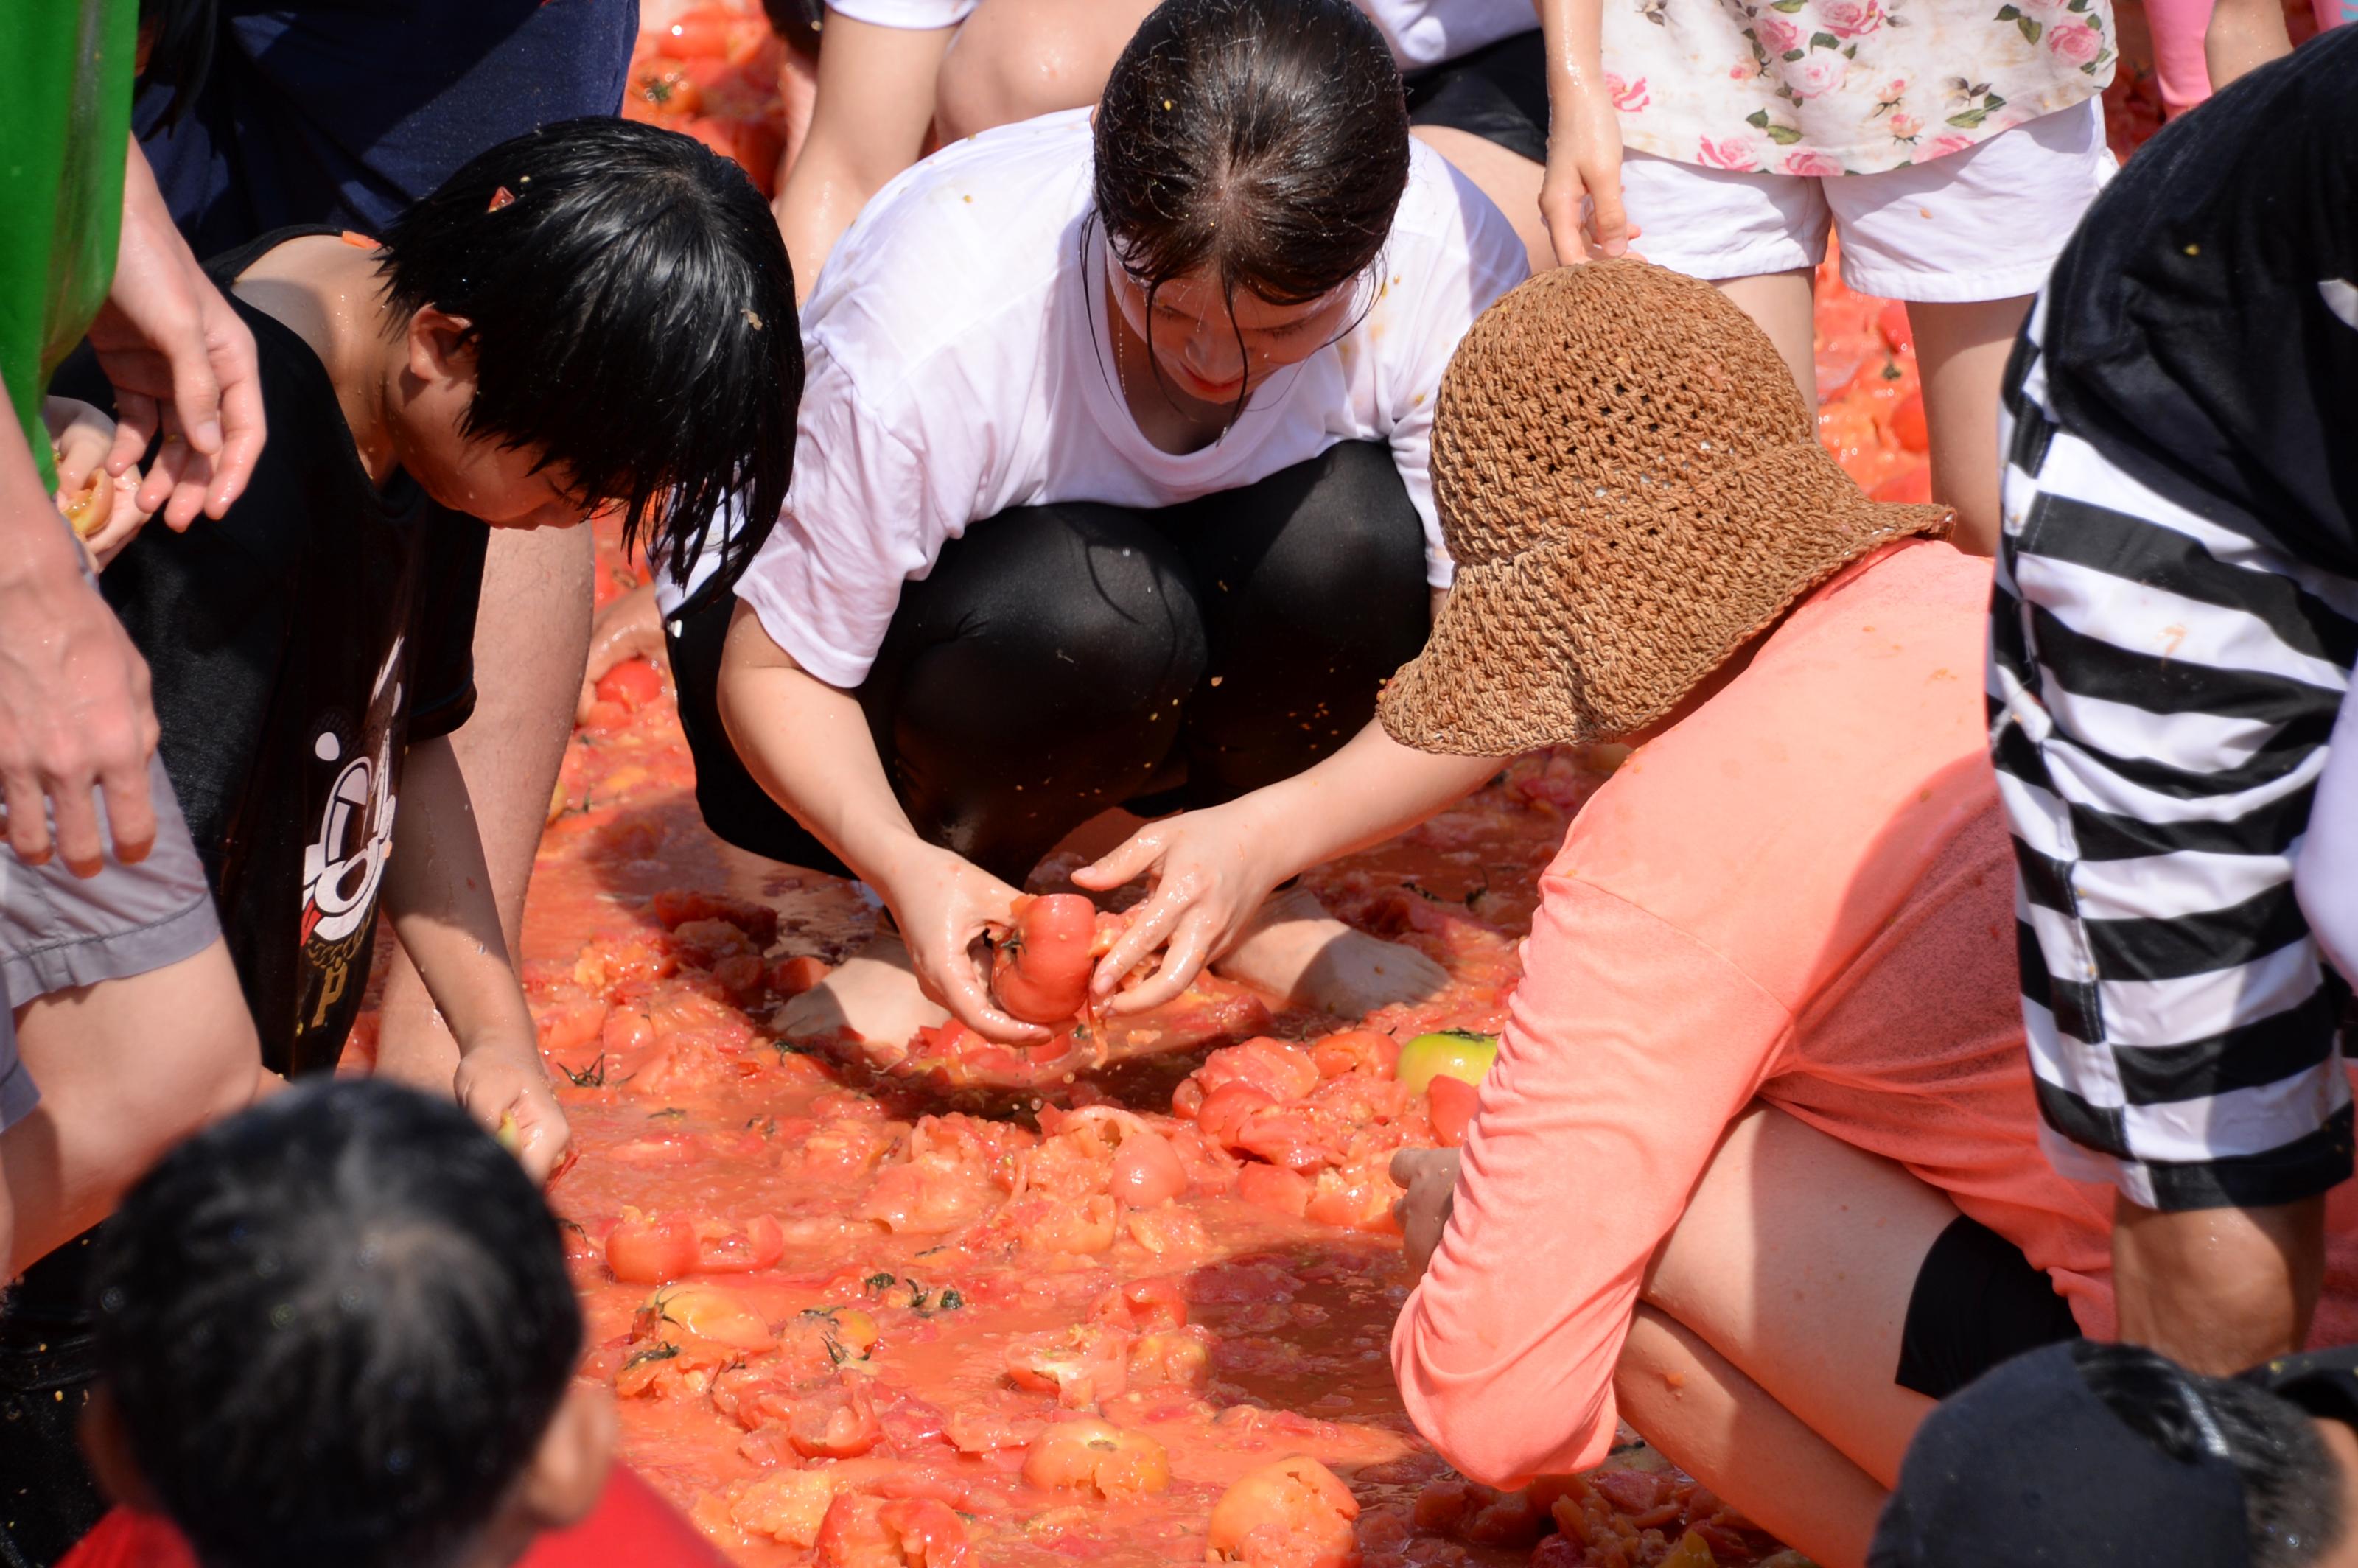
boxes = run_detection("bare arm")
[1074,718,1502,1010]
[2112,1195,2325,1376]
[0,416,160,873]
[2205,0,2294,92]
[715,601,1049,1040]
[382,733,569,1180]
[1534,0,1634,265]
[772,10,957,302]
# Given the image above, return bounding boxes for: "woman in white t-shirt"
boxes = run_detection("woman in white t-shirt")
[678,0,1528,1052]
[769,0,1559,300]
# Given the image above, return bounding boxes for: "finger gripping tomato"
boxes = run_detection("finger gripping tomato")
[1208,1456,1362,1568]
[990,893,1099,1023]
[1394,1031,1499,1096]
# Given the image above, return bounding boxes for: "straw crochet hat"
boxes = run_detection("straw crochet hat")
[1379,259,1952,755]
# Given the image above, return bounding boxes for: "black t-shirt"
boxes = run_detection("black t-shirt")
[66,228,488,1077]
[2035,25,2358,576]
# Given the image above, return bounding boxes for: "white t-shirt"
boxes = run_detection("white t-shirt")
[727,109,1528,689]
[824,0,1535,63]
[1360,0,1539,67]
[822,0,976,29]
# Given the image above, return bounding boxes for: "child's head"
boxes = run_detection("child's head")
[1092,0,1410,408]
[375,116,802,592]
[84,1080,609,1568]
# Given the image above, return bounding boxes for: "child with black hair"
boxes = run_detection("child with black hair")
[1874,1338,2358,1568]
[59,115,803,1152]
[59,1078,730,1568]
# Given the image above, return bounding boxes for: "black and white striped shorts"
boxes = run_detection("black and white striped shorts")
[1989,297,2357,1212]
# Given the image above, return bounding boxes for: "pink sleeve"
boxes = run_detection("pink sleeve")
[1390,875,1793,1486]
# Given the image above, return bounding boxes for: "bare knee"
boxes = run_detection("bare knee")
[934,0,1132,140]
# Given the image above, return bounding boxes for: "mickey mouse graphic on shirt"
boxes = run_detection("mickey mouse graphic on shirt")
[298,635,407,1035]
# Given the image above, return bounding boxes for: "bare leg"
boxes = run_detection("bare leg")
[1639,1104,1956,1488]
[374,524,594,1093]
[3,939,265,1273]
[933,0,1158,141]
[1616,1306,1888,1568]
[1211,884,1449,1017]
[2112,1192,2323,1376]
[1711,268,1818,407]
[1408,127,1554,273]
[1906,295,2032,557]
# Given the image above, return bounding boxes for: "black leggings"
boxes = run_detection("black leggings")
[671,441,1432,886]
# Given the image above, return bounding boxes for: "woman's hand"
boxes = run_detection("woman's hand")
[577,581,666,721]
[453,1037,572,1183]
[44,398,154,570]
[1390,1147,1462,1278]
[1539,74,1636,265]
[875,841,1054,1043]
[1072,799,1291,1014]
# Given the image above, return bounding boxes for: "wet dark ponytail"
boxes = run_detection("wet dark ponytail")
[1092,0,1411,308]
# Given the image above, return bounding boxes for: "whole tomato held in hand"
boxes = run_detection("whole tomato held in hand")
[990,893,1099,1024]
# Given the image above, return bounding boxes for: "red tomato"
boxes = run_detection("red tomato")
[1208,1457,1361,1568]
[990,893,1099,1023]
[1110,1129,1187,1207]
[790,1378,885,1459]
[696,1213,786,1273]
[1312,1029,1399,1079]
[1427,1075,1479,1149]
[595,657,665,711]
[661,13,736,57]
[1021,1417,1173,1498]
[1116,1276,1189,1331]
[1888,391,1929,454]
[606,1209,698,1283]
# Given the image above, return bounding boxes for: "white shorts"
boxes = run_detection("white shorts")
[1621,98,2112,303]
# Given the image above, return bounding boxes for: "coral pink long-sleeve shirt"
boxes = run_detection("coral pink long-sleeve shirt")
[1390,539,2121,1487]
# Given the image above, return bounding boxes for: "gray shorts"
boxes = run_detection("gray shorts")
[0,754,222,1132]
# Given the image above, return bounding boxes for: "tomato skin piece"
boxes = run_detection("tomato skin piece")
[644,1282,775,1351]
[606,1208,699,1283]
[1237,1163,1313,1217]
[990,893,1099,1023]
[696,1213,787,1273]
[1427,1074,1480,1149]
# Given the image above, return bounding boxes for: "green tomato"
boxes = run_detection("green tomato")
[1396,1030,1499,1095]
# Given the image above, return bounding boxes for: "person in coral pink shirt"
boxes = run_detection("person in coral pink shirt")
[1172,259,2358,1568]
[55,1079,730,1568]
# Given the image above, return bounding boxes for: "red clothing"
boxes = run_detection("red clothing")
[59,1464,726,1568]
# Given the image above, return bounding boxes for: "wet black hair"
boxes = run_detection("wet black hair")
[2073,1341,2345,1568]
[89,1080,583,1568]
[1090,0,1410,411]
[377,116,802,595]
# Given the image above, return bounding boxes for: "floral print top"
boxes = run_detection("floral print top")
[1605,0,2116,174]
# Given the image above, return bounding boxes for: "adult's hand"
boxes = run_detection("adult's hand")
[84,141,265,528]
[876,841,1054,1043]
[1390,1147,1461,1278]
[0,423,160,874]
[1073,800,1291,1013]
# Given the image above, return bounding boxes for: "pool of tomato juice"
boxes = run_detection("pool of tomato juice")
[381,523,1793,1568]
